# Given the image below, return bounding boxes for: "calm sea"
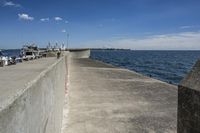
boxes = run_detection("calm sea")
[91,50,200,85]
[2,49,200,85]
[1,49,21,57]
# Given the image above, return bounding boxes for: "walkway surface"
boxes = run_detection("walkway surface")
[63,58,178,133]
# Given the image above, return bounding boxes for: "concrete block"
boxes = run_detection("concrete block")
[178,59,200,133]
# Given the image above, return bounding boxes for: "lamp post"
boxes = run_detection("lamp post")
[67,33,69,50]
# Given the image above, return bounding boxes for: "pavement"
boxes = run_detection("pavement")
[63,58,178,133]
[0,58,57,111]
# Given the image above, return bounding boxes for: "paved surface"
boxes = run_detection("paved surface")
[0,58,57,111]
[63,58,178,133]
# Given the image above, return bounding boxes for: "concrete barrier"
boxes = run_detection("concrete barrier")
[178,59,200,133]
[69,49,90,58]
[0,57,66,133]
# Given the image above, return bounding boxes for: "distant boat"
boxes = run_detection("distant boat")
[20,44,42,60]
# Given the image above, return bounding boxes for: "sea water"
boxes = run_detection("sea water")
[91,50,200,85]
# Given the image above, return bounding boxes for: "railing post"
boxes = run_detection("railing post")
[178,60,200,133]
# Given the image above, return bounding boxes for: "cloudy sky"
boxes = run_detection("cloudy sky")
[0,0,200,49]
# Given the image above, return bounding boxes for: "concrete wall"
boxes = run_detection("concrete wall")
[178,59,200,133]
[0,57,66,133]
[69,49,90,58]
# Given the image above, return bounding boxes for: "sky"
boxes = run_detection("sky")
[0,0,200,49]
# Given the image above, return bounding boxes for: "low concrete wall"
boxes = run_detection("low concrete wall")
[69,49,90,58]
[0,57,66,133]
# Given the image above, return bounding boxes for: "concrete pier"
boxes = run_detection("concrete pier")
[62,58,177,133]
[0,50,180,133]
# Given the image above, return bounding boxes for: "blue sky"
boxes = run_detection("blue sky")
[0,0,200,49]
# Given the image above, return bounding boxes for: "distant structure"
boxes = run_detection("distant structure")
[61,43,66,51]
[47,42,66,51]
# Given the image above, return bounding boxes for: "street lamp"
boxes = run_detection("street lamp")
[67,33,69,50]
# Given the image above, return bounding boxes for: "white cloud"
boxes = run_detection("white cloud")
[83,31,200,50]
[40,18,49,22]
[65,20,69,24]
[180,26,194,29]
[179,25,200,29]
[54,17,63,21]
[4,1,21,7]
[62,29,66,33]
[18,13,34,21]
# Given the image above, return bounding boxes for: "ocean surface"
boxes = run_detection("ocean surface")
[1,49,21,57]
[2,49,200,85]
[91,50,200,85]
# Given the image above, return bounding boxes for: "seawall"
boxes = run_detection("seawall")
[0,57,66,133]
[0,49,199,133]
[69,49,90,58]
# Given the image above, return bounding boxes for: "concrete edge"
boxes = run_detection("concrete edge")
[0,57,65,113]
[122,68,177,88]
[179,59,200,90]
[87,58,177,89]
[88,58,117,68]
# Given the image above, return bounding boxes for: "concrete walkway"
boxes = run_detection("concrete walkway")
[63,58,177,133]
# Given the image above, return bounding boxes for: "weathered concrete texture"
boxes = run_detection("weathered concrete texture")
[178,60,200,133]
[63,58,178,133]
[69,49,90,58]
[0,57,65,133]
